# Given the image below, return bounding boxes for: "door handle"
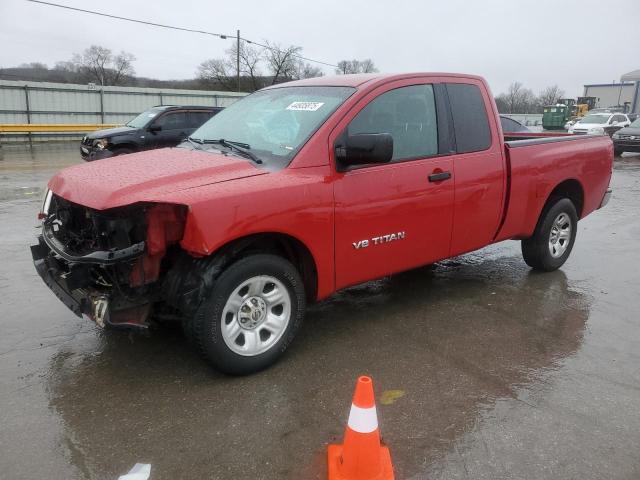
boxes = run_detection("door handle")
[428,171,452,182]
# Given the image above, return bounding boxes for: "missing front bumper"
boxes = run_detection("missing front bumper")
[31,235,152,329]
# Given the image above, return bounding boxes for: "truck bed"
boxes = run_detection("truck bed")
[495,132,613,242]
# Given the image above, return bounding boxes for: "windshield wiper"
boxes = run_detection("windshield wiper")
[186,136,204,150]
[202,139,263,164]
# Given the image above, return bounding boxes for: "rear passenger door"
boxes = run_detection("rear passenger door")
[333,81,455,289]
[445,82,505,256]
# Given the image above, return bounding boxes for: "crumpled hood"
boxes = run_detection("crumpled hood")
[49,148,266,210]
[86,126,136,139]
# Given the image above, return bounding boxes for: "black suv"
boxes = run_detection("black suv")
[612,116,640,156]
[80,105,223,161]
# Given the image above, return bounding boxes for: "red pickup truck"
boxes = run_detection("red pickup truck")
[32,73,613,374]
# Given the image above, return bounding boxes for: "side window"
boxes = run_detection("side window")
[614,115,626,123]
[446,83,491,153]
[154,111,187,130]
[500,116,519,132]
[348,84,438,161]
[188,111,212,128]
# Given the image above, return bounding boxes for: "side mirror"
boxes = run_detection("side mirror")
[335,133,393,169]
[148,124,162,133]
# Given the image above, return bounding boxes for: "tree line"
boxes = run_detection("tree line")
[495,82,566,114]
[2,48,567,112]
[1,44,377,92]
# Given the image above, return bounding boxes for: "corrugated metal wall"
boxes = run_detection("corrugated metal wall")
[582,84,635,110]
[0,79,247,125]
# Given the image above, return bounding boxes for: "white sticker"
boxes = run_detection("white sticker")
[286,101,324,112]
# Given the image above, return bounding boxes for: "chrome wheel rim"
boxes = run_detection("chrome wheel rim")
[220,275,291,356]
[548,213,572,258]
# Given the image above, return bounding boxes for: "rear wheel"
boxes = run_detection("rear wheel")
[192,254,306,375]
[521,198,578,271]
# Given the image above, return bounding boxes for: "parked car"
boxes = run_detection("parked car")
[80,105,223,161]
[500,115,530,132]
[33,73,613,375]
[565,118,578,130]
[612,116,640,155]
[568,112,630,136]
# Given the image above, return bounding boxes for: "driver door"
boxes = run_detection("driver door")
[332,82,455,289]
[146,111,189,149]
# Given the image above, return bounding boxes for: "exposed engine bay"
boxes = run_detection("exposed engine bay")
[31,192,186,328]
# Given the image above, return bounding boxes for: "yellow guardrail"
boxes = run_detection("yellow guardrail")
[0,124,120,133]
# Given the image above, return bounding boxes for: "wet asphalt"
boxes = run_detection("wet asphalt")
[0,142,639,480]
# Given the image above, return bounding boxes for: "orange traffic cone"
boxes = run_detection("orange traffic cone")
[327,376,394,480]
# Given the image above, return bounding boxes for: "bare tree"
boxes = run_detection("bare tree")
[335,59,378,74]
[71,45,135,86]
[537,85,565,108]
[198,42,263,91]
[264,42,301,85]
[232,42,263,90]
[197,58,236,91]
[359,59,378,73]
[294,62,324,80]
[496,82,537,113]
[111,51,136,86]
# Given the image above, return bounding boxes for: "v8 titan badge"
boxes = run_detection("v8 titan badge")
[353,231,406,249]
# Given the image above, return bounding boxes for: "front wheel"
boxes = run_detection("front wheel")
[192,254,306,375]
[521,198,578,271]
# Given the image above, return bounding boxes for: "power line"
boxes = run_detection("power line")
[25,0,339,68]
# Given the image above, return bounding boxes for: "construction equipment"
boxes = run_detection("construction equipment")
[575,104,589,118]
[577,96,598,111]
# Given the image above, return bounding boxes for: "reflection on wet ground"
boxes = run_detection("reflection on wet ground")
[1,143,639,479]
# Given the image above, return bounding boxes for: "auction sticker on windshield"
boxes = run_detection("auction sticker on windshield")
[286,101,324,111]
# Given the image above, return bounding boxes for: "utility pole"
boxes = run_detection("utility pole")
[236,29,241,92]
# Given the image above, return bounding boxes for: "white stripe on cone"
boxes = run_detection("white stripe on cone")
[347,404,378,433]
[117,463,151,480]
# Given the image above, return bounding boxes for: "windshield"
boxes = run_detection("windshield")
[578,115,610,124]
[190,86,355,165]
[630,118,640,128]
[126,109,162,128]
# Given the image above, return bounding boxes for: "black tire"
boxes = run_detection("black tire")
[521,197,578,272]
[191,254,306,375]
[614,148,623,157]
[111,147,134,156]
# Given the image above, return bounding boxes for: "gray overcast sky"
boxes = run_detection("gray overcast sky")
[1,0,639,96]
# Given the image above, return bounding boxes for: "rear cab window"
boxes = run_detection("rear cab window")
[446,83,492,153]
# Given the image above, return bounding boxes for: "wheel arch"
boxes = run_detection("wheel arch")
[204,232,319,303]
[545,179,584,218]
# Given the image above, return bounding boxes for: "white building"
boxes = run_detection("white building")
[582,70,640,113]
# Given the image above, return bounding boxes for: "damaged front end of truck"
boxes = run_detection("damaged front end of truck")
[31,190,187,329]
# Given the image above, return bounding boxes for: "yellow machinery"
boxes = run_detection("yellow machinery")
[574,104,589,118]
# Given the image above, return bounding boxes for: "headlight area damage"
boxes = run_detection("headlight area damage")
[31,193,187,329]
